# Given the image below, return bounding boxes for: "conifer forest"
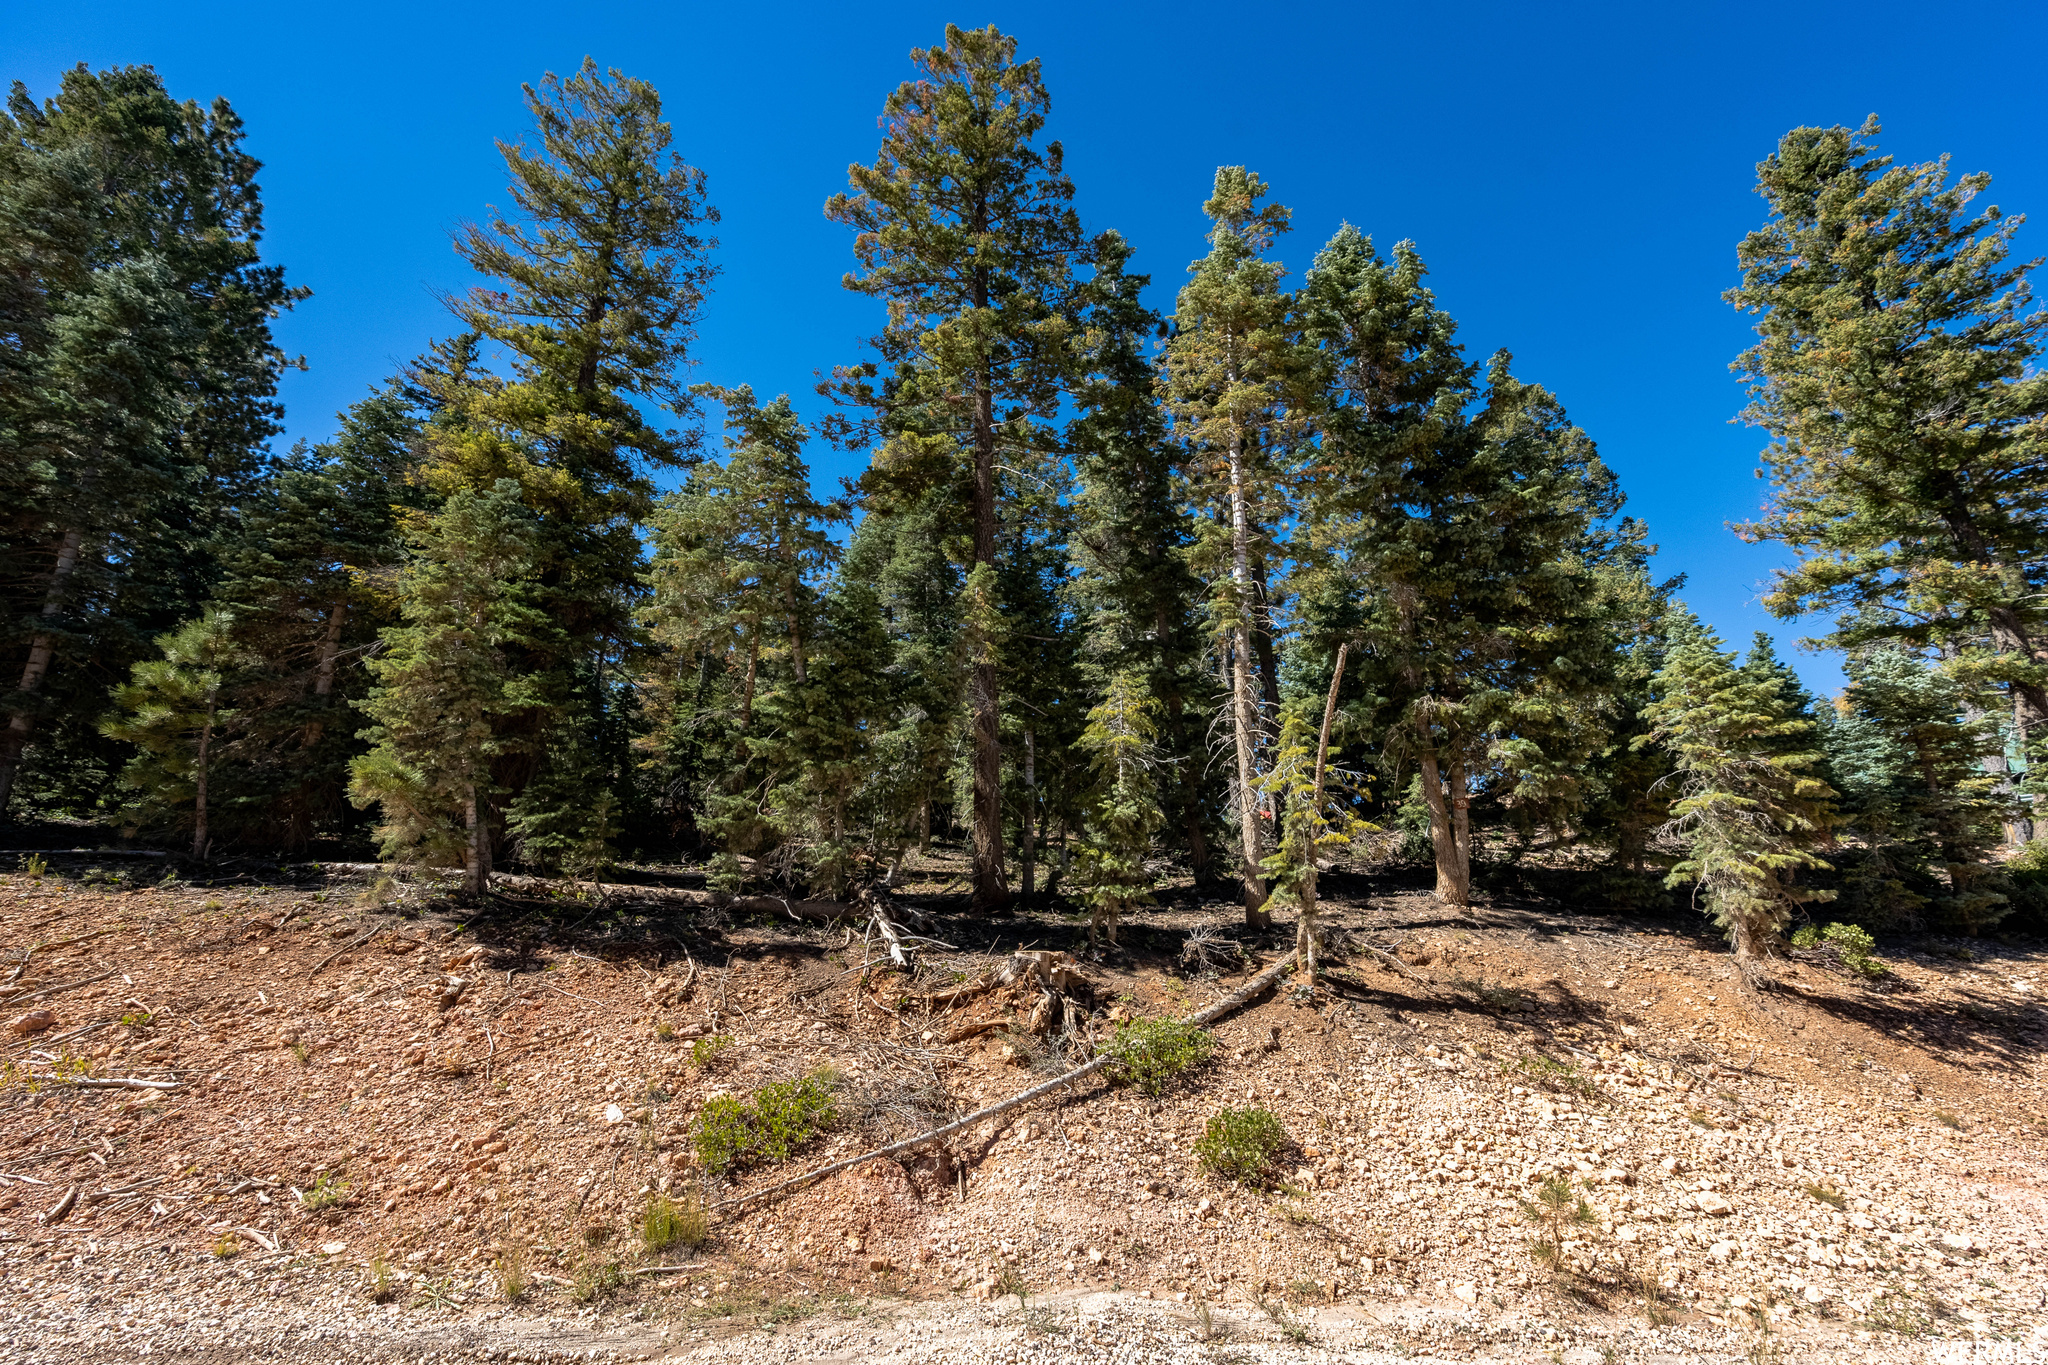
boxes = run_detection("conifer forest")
[8,26,2048,979]
[5,22,2048,1361]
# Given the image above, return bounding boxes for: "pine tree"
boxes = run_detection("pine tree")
[1824,647,2010,933]
[1640,614,1838,996]
[100,611,241,858]
[1729,117,2048,827]
[643,388,840,885]
[1296,229,1629,905]
[824,23,1096,911]
[1257,647,1363,975]
[401,59,719,868]
[1160,168,1308,925]
[1072,672,1163,950]
[349,482,558,894]
[1,65,303,820]
[1070,232,1213,881]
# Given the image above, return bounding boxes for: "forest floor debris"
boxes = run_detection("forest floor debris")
[0,848,2043,1362]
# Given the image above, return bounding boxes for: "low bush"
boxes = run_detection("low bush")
[1194,1106,1286,1184]
[1101,1016,1214,1096]
[692,1069,839,1174]
[641,1189,708,1253]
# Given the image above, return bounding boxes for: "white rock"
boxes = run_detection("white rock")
[604,1102,625,1125]
[1708,1241,1737,1262]
[1802,1285,1828,1305]
[1695,1192,1733,1216]
[1941,1232,1975,1252]
[1452,1282,1477,1303]
[1561,1348,1604,1365]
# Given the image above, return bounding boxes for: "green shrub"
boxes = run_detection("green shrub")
[1790,922,1885,977]
[1102,1016,1214,1096]
[690,1034,733,1068]
[1194,1107,1286,1184]
[691,1070,839,1174]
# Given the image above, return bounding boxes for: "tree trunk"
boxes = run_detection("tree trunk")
[1224,401,1269,927]
[1298,644,1349,976]
[1020,727,1036,901]
[464,784,491,896]
[0,527,85,819]
[300,599,349,747]
[966,246,1008,914]
[1416,740,1470,906]
[192,695,216,860]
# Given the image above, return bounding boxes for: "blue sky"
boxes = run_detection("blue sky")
[12,1,2048,696]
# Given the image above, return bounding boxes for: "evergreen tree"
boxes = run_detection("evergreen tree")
[350,481,558,894]
[1258,647,1364,975]
[1160,167,1308,925]
[1297,227,1627,905]
[824,23,1096,911]
[1640,614,1838,995]
[1729,117,2048,826]
[1824,647,2010,932]
[1070,232,1213,880]
[1,65,303,820]
[1072,671,1163,950]
[100,611,241,858]
[643,388,840,885]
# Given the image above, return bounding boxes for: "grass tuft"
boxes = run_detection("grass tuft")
[1193,1107,1286,1185]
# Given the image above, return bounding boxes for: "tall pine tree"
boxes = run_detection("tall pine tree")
[824,24,1096,911]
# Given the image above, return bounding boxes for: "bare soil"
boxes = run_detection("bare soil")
[1,848,2043,1363]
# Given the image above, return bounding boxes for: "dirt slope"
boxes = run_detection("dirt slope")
[1,852,2043,1363]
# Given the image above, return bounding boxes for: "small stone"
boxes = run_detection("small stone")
[1708,1241,1737,1262]
[1695,1192,1733,1215]
[7,1009,58,1036]
[1803,1285,1827,1305]
[604,1103,625,1125]
[1561,1348,1603,1365]
[1941,1233,1975,1252]
[1086,1247,1104,1265]
[1452,1282,1477,1303]
[320,1241,347,1256]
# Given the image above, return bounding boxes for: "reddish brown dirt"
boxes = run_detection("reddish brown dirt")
[0,852,2043,1363]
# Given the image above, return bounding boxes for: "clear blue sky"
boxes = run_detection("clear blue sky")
[13,2,2048,696]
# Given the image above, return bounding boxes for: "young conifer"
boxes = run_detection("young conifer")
[349,482,557,894]
[101,612,241,858]
[1640,615,1838,996]
[1072,672,1163,951]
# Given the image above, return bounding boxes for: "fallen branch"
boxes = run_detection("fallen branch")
[943,1018,1011,1045]
[715,950,1300,1214]
[39,1185,79,1225]
[626,1263,704,1276]
[900,974,997,1009]
[6,969,119,1006]
[541,980,605,1006]
[1364,946,1437,989]
[310,926,379,975]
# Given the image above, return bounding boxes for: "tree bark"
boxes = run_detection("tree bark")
[1416,735,1470,906]
[1020,727,1036,901]
[464,784,491,896]
[0,527,85,819]
[1224,394,1269,927]
[191,694,216,860]
[1298,644,1349,976]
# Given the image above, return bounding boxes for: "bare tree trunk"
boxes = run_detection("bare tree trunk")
[1020,727,1036,901]
[1297,644,1349,977]
[1224,401,1269,927]
[1416,739,1470,906]
[464,784,491,896]
[191,694,216,860]
[300,599,349,748]
[1449,756,1473,897]
[0,528,85,818]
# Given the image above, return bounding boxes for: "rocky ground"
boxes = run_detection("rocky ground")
[1,846,2043,1363]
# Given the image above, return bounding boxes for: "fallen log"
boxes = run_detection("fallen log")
[713,950,1300,1214]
